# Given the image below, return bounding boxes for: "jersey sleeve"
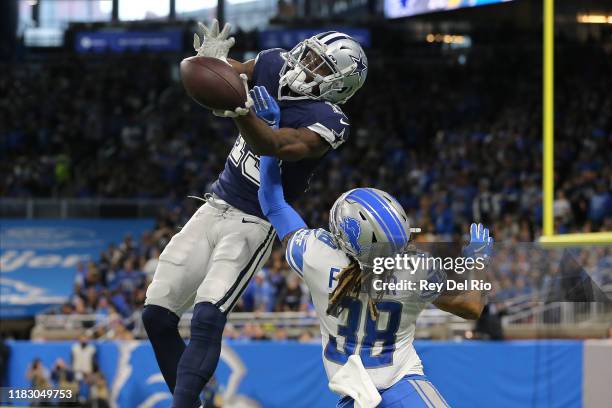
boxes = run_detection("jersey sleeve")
[285,228,344,278]
[285,228,313,277]
[306,102,350,149]
[252,48,284,96]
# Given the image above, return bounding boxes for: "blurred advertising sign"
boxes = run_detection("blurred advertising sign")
[385,0,514,18]
[0,219,154,318]
[258,28,371,49]
[75,30,182,53]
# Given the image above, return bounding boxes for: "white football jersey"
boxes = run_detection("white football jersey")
[286,228,441,391]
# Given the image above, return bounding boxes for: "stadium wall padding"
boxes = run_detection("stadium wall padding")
[5,340,593,408]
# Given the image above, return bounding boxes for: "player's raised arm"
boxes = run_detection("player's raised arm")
[212,78,330,161]
[433,223,493,320]
[251,86,308,245]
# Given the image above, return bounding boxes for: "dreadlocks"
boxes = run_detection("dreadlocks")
[327,259,383,319]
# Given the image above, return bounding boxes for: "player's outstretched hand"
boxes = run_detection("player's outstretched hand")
[212,74,254,117]
[464,222,494,260]
[249,86,280,128]
[193,19,235,63]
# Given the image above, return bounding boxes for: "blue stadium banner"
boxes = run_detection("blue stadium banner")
[74,30,182,53]
[5,340,586,408]
[385,0,515,19]
[0,219,154,318]
[258,28,371,49]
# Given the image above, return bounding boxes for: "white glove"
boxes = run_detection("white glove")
[212,74,254,118]
[193,19,235,63]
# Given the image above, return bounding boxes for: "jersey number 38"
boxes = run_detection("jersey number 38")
[324,297,402,368]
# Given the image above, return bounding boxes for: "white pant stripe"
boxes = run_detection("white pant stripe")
[416,380,451,408]
[217,227,275,313]
[409,379,434,408]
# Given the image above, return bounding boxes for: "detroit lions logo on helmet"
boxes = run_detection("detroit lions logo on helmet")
[341,217,361,253]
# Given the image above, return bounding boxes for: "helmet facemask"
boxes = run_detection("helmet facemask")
[280,38,353,102]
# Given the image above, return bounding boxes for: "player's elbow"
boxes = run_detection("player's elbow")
[457,301,485,320]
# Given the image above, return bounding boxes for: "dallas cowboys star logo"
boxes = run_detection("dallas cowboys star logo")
[349,54,367,78]
[332,128,346,145]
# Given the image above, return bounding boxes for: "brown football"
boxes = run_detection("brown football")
[180,56,247,110]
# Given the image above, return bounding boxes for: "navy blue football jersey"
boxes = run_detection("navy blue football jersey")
[211,48,350,218]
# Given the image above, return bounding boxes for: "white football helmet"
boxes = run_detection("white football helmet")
[279,31,368,104]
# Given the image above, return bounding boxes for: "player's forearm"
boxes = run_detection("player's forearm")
[234,112,309,161]
[234,112,281,154]
[434,265,487,319]
[434,290,485,320]
[258,156,307,240]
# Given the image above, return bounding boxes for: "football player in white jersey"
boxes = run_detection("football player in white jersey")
[253,86,493,407]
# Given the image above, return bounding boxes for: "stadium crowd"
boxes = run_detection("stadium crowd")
[2,45,610,231]
[2,38,610,338]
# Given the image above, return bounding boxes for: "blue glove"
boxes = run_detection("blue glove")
[249,86,280,128]
[463,223,494,260]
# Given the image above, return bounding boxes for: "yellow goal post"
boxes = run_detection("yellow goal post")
[540,0,612,246]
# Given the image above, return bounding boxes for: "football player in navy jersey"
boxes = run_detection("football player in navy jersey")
[142,19,368,407]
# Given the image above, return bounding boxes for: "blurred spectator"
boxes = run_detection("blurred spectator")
[109,257,145,298]
[51,358,79,401]
[298,331,315,343]
[143,247,160,279]
[243,271,274,312]
[554,190,572,229]
[26,358,50,405]
[71,335,96,382]
[474,304,505,340]
[89,366,110,408]
[276,275,308,312]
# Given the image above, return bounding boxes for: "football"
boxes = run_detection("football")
[180,56,247,110]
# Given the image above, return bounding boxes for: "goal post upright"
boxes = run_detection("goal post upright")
[542,0,554,238]
[539,0,611,246]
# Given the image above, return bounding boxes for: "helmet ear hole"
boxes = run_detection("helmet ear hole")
[371,232,377,243]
